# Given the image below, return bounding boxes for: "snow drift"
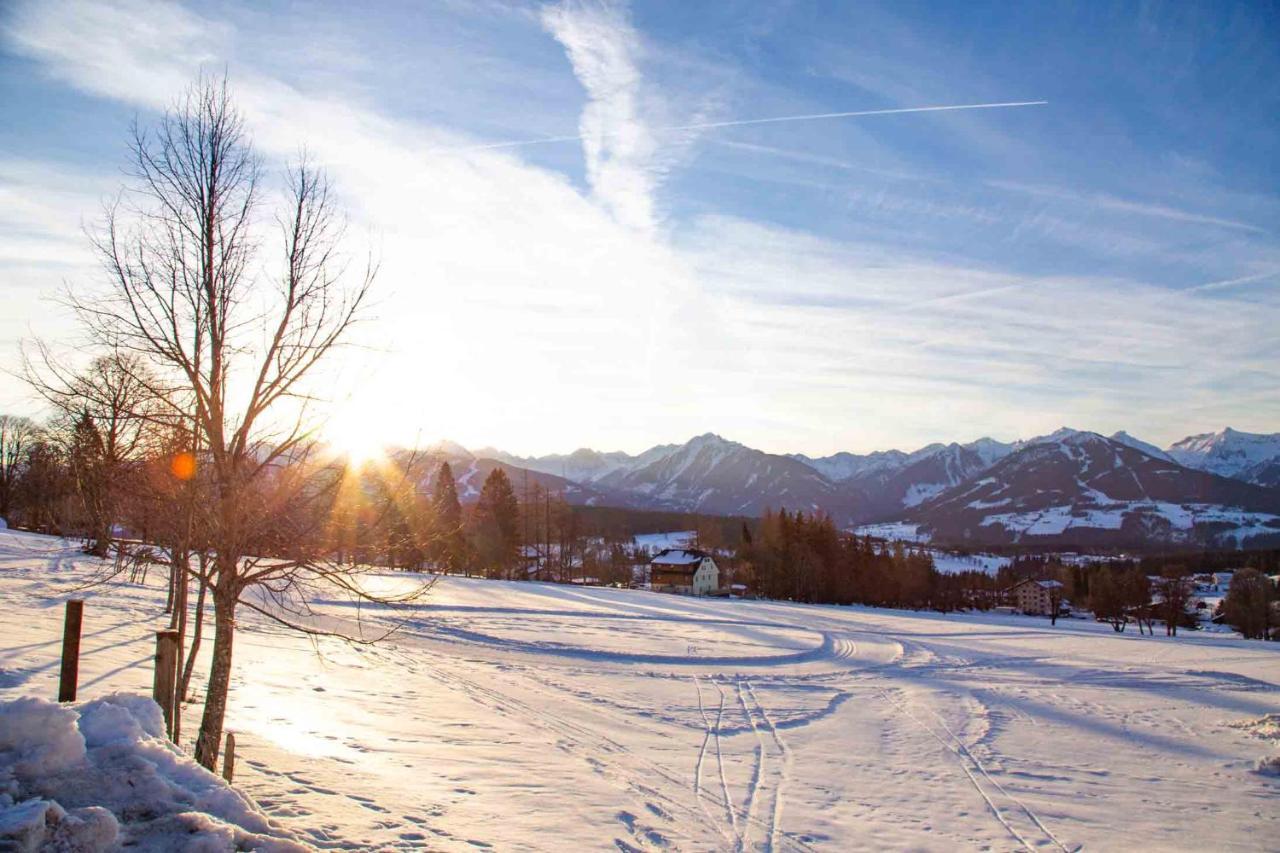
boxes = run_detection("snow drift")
[0,693,309,852]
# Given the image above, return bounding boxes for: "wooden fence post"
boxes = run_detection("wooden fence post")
[58,600,84,702]
[152,629,180,740]
[222,732,236,783]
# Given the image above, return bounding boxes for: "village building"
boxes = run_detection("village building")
[1007,578,1066,617]
[649,549,719,596]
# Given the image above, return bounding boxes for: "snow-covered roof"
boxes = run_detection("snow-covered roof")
[650,548,710,566]
[1009,578,1063,591]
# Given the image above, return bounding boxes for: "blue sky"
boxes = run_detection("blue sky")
[1,0,1277,456]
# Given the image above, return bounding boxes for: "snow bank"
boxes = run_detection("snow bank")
[1230,713,1280,779]
[1229,712,1280,741]
[0,694,311,852]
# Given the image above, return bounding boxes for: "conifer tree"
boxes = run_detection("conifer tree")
[432,461,464,573]
[69,412,111,556]
[473,468,520,579]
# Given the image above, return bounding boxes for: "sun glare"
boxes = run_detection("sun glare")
[325,412,387,467]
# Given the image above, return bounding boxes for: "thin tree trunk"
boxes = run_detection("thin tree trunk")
[180,558,209,702]
[170,551,189,743]
[165,551,182,620]
[194,582,237,771]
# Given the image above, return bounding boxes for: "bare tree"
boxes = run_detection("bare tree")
[0,415,40,521]
[23,350,163,554]
[1155,565,1192,637]
[62,74,426,770]
[1047,583,1064,626]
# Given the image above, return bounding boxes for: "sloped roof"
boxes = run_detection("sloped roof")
[1008,578,1063,591]
[651,548,710,566]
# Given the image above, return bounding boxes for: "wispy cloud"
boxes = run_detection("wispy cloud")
[540,0,661,231]
[1179,269,1280,295]
[2,0,1278,454]
[2,0,228,107]
[991,180,1267,234]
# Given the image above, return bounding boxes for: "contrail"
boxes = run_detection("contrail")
[441,100,1048,153]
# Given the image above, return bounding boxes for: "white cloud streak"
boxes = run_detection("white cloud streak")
[441,100,1048,154]
[540,0,660,231]
[990,180,1267,234]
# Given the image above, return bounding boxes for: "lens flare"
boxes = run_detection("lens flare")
[170,452,197,481]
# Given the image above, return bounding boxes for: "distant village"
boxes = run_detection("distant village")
[512,525,1278,641]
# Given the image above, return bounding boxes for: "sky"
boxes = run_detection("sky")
[1,0,1278,458]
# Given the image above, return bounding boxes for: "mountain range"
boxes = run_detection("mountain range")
[417,427,1280,549]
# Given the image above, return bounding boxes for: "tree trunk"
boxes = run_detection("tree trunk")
[180,557,209,701]
[194,582,237,770]
[168,551,189,742]
[89,514,111,558]
[165,552,182,618]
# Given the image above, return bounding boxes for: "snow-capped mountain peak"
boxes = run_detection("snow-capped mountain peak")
[1109,431,1172,462]
[965,437,1016,468]
[1167,427,1280,487]
[426,439,474,460]
[904,429,1280,547]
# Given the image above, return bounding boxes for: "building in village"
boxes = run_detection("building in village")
[649,549,719,596]
[1007,578,1067,617]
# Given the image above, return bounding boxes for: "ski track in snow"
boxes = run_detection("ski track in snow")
[2,529,1279,851]
[735,680,765,852]
[711,678,738,839]
[746,681,791,853]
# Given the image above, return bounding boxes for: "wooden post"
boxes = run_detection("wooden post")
[58,600,84,702]
[152,629,180,740]
[222,732,236,783]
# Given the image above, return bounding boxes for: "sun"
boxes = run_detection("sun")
[324,410,388,466]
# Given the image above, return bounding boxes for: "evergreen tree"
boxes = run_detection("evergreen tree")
[472,468,520,579]
[16,439,70,533]
[69,411,112,556]
[431,461,465,574]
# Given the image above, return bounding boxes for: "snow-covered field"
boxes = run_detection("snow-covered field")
[2,528,1278,851]
[922,549,1010,576]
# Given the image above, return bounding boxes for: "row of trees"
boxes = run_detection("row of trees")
[735,517,1277,640]
[1000,556,1277,639]
[1087,566,1194,635]
[738,509,997,611]
[326,459,596,581]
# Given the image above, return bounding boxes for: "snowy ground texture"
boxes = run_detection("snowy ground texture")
[2,528,1278,852]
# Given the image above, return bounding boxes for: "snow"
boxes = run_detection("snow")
[901,482,946,508]
[1168,427,1280,478]
[965,437,1015,468]
[1108,430,1172,461]
[1147,503,1280,542]
[651,549,707,566]
[853,521,930,542]
[2,528,1279,850]
[0,691,307,851]
[456,460,481,499]
[982,505,1128,535]
[926,550,1010,576]
[632,530,697,553]
[977,501,1280,542]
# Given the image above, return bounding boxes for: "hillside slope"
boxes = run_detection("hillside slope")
[906,429,1280,547]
